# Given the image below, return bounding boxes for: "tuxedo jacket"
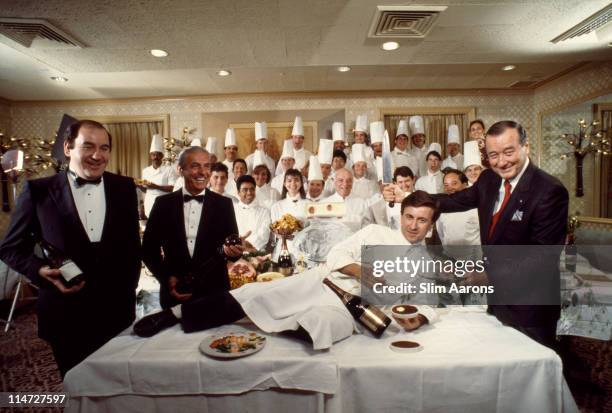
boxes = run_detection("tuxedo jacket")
[0,171,141,343]
[142,190,238,308]
[434,162,569,329]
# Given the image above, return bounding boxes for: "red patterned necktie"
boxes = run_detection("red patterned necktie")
[488,179,511,240]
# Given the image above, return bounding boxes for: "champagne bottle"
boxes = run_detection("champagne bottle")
[39,240,84,287]
[323,278,391,338]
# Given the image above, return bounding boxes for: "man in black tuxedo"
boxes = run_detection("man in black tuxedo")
[0,120,141,376]
[142,146,242,312]
[385,120,568,349]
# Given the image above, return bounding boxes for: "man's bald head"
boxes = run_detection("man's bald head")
[334,168,353,198]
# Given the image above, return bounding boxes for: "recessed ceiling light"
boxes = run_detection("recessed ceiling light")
[150,49,168,57]
[381,41,400,51]
[217,70,232,77]
[50,76,68,82]
[337,66,351,72]
[502,65,516,71]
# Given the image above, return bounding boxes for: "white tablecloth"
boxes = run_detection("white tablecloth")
[64,308,578,413]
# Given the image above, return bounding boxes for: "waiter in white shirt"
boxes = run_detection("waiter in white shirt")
[222,128,239,180]
[408,116,429,177]
[350,143,379,200]
[234,175,271,251]
[415,143,444,194]
[246,122,276,174]
[392,119,419,176]
[141,134,174,218]
[321,168,372,233]
[442,124,464,171]
[271,140,296,193]
[276,116,311,177]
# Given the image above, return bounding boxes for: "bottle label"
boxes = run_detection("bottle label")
[59,260,83,282]
[359,306,390,333]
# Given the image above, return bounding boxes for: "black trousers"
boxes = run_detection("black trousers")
[180,291,312,343]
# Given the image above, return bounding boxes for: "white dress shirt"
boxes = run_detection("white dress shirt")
[415,170,443,194]
[182,188,205,257]
[235,201,271,250]
[255,183,281,209]
[437,209,481,247]
[142,164,174,217]
[68,172,106,242]
[493,158,530,214]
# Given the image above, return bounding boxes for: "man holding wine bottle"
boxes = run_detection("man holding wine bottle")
[0,119,141,377]
[142,146,244,311]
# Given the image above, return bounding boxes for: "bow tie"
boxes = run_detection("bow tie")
[183,194,204,203]
[75,176,102,187]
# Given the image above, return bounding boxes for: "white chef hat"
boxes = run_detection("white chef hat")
[447,125,461,145]
[351,143,367,164]
[280,139,295,160]
[205,137,218,155]
[150,133,164,153]
[332,122,346,142]
[253,150,266,168]
[370,121,385,144]
[292,116,304,136]
[318,138,334,165]
[255,122,267,141]
[189,138,202,147]
[225,128,237,148]
[463,141,482,169]
[354,115,368,133]
[307,155,323,181]
[428,142,442,154]
[396,120,409,137]
[409,116,425,136]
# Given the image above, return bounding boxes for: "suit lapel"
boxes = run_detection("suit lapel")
[481,172,500,240]
[171,191,190,259]
[99,172,112,243]
[48,171,90,246]
[192,190,212,262]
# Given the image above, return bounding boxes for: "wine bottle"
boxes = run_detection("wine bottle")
[565,234,577,272]
[39,240,84,287]
[323,278,391,338]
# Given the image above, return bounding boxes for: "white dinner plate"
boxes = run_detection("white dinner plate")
[199,331,266,359]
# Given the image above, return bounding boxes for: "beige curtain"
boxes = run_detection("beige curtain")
[384,114,468,157]
[103,121,162,177]
[602,111,612,218]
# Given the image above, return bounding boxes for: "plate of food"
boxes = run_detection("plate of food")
[199,331,266,359]
[256,271,285,282]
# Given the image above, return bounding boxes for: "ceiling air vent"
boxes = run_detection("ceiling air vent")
[0,18,84,48]
[368,5,448,38]
[550,3,612,43]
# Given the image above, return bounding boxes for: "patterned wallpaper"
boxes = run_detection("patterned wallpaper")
[536,62,612,218]
[0,100,10,136]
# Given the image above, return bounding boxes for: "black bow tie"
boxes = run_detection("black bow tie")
[183,194,204,203]
[75,176,102,186]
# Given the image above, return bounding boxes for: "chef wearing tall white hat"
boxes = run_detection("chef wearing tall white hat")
[245,121,276,175]
[140,134,175,218]
[350,114,375,166]
[205,136,219,163]
[407,116,429,177]
[270,140,296,193]
[414,142,444,194]
[368,121,385,181]
[392,119,419,177]
[350,143,380,200]
[275,116,312,177]
[306,155,326,202]
[222,128,239,180]
[441,124,464,171]
[321,168,373,234]
[318,138,335,197]
[332,121,348,152]
[462,140,484,185]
